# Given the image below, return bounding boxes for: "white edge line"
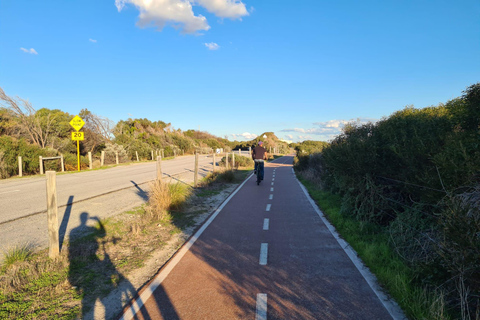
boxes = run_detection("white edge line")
[294,174,406,320]
[256,293,268,320]
[0,190,20,195]
[120,173,255,320]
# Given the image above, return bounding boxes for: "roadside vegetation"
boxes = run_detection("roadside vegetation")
[0,166,252,319]
[295,83,480,320]
[0,86,289,179]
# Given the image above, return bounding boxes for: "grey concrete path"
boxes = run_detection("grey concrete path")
[120,156,405,320]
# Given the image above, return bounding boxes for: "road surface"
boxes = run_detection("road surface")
[120,156,404,320]
[0,154,216,257]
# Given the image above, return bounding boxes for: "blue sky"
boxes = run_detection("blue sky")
[1,0,479,142]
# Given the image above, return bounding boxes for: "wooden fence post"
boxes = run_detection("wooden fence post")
[161,149,164,158]
[101,151,105,166]
[18,156,22,177]
[88,152,92,170]
[151,151,154,161]
[136,151,139,162]
[39,156,44,175]
[157,156,162,181]
[60,155,64,172]
[194,151,199,187]
[226,153,229,170]
[46,171,59,259]
[213,152,216,172]
[115,152,119,165]
[232,152,235,169]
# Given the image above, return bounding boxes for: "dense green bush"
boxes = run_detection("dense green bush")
[298,83,480,318]
[0,136,56,177]
[219,154,254,168]
[293,140,329,171]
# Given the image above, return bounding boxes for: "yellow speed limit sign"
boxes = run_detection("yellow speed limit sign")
[71,131,84,141]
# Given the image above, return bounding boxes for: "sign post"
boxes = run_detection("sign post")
[69,115,85,171]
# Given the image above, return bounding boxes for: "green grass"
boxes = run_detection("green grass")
[298,177,451,320]
[2,244,33,268]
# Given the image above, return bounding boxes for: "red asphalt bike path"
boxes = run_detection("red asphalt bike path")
[119,156,399,320]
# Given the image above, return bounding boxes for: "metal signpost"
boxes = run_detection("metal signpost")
[69,115,85,171]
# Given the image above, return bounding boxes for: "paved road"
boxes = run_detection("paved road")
[0,154,216,256]
[120,156,404,320]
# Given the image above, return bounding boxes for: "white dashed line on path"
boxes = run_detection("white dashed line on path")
[266,204,271,211]
[0,190,20,195]
[270,188,274,192]
[269,194,273,200]
[259,243,268,265]
[256,293,268,320]
[263,218,269,230]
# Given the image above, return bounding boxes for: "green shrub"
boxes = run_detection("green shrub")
[296,83,480,319]
[218,154,253,168]
[0,136,58,178]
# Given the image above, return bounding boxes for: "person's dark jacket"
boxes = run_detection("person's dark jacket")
[252,146,267,160]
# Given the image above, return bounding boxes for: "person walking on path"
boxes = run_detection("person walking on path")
[252,141,268,182]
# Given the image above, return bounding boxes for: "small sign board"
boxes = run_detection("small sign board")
[69,115,85,131]
[71,131,84,141]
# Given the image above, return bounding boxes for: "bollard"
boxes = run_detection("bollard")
[136,151,139,162]
[46,171,59,259]
[61,155,65,172]
[116,152,119,165]
[101,151,105,166]
[226,153,229,170]
[18,156,22,177]
[39,156,44,175]
[232,152,235,169]
[151,151,154,161]
[88,152,92,170]
[194,151,199,187]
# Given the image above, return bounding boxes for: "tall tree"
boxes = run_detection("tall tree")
[79,108,114,153]
[0,87,56,148]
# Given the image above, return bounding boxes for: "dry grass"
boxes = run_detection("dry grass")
[146,179,191,220]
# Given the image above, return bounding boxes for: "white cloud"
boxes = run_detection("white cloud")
[89,38,97,43]
[204,42,219,50]
[313,119,348,128]
[115,0,248,34]
[281,118,379,142]
[231,132,257,140]
[298,135,313,141]
[20,48,38,55]
[196,0,248,19]
[115,0,209,34]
